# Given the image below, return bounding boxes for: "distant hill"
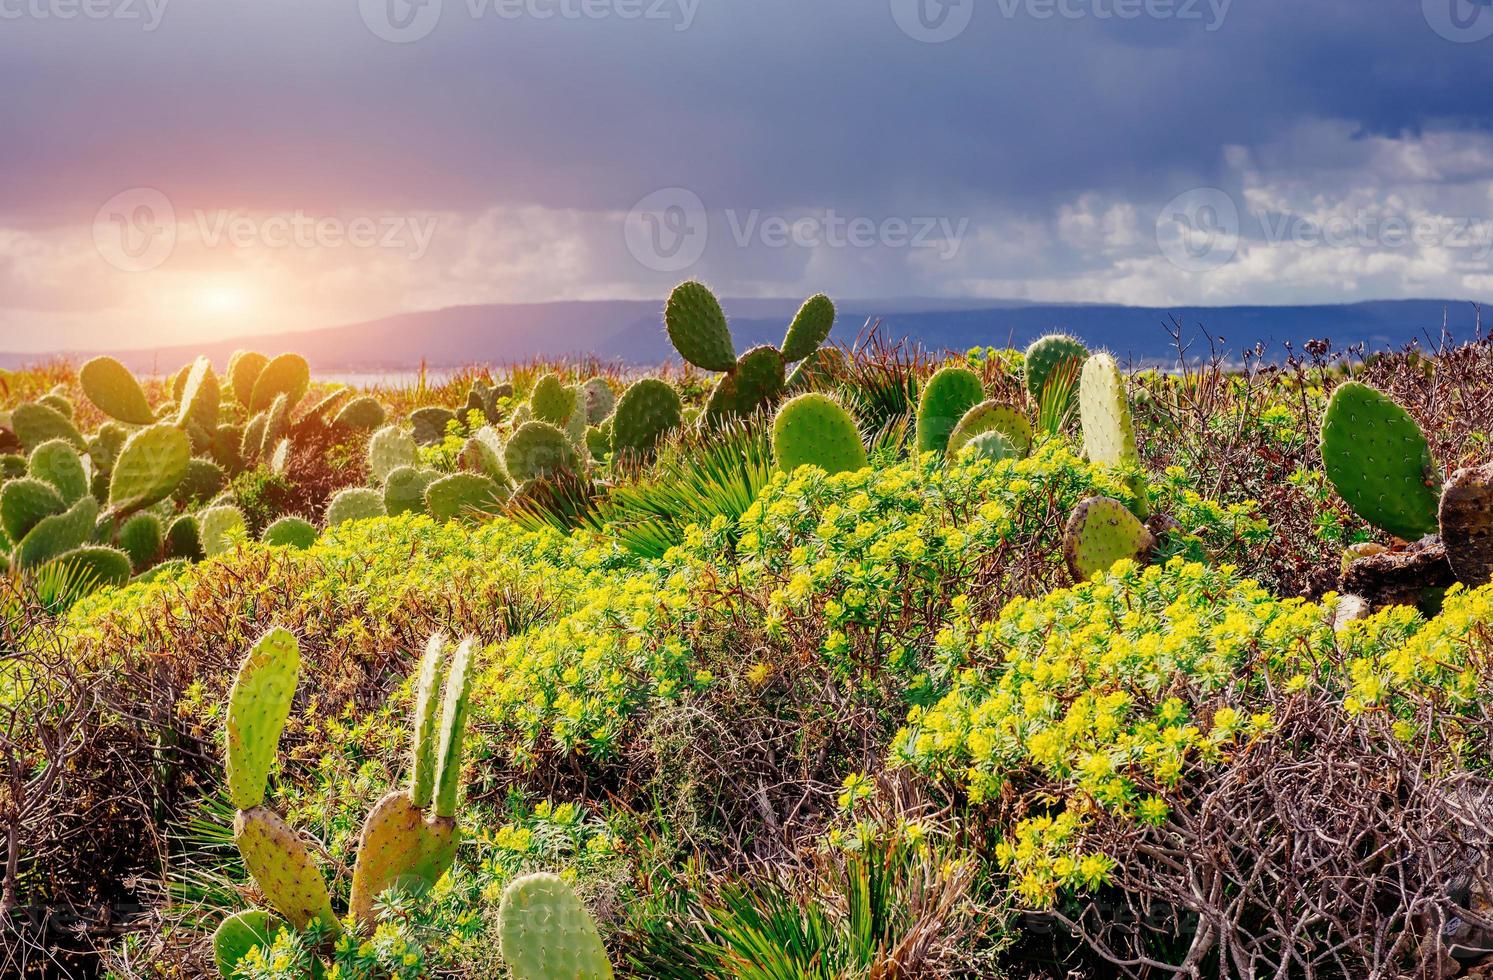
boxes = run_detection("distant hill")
[3,297,1486,373]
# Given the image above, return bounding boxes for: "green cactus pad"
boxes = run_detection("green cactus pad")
[117,513,164,570]
[348,790,458,932]
[368,426,419,484]
[1320,382,1441,541]
[665,281,737,372]
[109,424,190,515]
[505,422,577,483]
[226,628,301,810]
[223,354,263,411]
[585,425,611,461]
[200,505,249,558]
[785,346,847,392]
[1023,334,1089,405]
[46,546,133,594]
[210,424,243,474]
[248,354,310,415]
[233,805,338,933]
[326,488,388,527]
[1,478,64,543]
[239,414,267,464]
[258,395,290,461]
[498,872,613,980]
[1079,353,1148,516]
[261,516,318,550]
[581,378,616,424]
[334,395,386,431]
[1063,496,1157,583]
[175,357,221,432]
[915,366,985,455]
[1440,461,1493,587]
[383,466,440,517]
[772,393,867,476]
[410,634,450,808]
[28,439,88,504]
[529,374,577,426]
[947,401,1033,458]
[13,494,98,570]
[90,422,129,472]
[78,356,154,425]
[781,293,836,363]
[461,427,508,482]
[433,638,475,819]
[962,429,1020,463]
[12,402,86,454]
[425,473,507,524]
[302,387,349,423]
[0,454,25,480]
[174,458,228,507]
[410,406,456,447]
[212,909,287,978]
[611,379,682,461]
[38,390,74,419]
[166,514,204,561]
[735,346,787,413]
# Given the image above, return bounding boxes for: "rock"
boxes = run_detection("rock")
[1441,462,1493,588]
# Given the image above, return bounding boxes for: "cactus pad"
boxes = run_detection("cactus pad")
[212,909,287,977]
[226,627,301,810]
[433,638,475,818]
[505,422,577,483]
[233,805,338,933]
[781,293,836,363]
[410,407,456,447]
[200,505,249,557]
[28,439,88,504]
[947,401,1032,458]
[227,350,269,407]
[348,790,458,931]
[915,367,984,455]
[498,872,613,980]
[410,634,450,808]
[383,466,439,517]
[529,375,577,426]
[166,514,204,561]
[13,494,98,570]
[1023,334,1089,407]
[1,477,64,543]
[109,424,190,514]
[1320,382,1441,541]
[425,473,507,524]
[175,357,221,432]
[461,426,509,482]
[118,513,164,570]
[1440,461,1493,587]
[665,281,737,372]
[581,378,616,424]
[12,402,86,454]
[248,353,310,415]
[261,516,318,550]
[368,426,419,484]
[611,379,682,461]
[174,458,229,507]
[962,429,1020,463]
[334,395,386,431]
[772,393,866,476]
[326,488,387,527]
[46,546,132,593]
[1063,496,1157,583]
[79,356,155,425]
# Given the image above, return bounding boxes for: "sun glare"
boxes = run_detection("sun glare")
[198,282,253,317]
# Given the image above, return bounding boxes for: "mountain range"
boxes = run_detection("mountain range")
[4,297,1487,373]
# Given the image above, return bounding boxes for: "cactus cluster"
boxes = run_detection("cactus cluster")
[665,281,835,426]
[214,630,478,976]
[1321,381,1493,591]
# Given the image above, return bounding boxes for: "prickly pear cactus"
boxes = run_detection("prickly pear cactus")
[109,424,191,515]
[261,516,318,550]
[12,402,86,454]
[118,512,164,570]
[410,407,456,447]
[424,473,507,524]
[915,367,984,455]
[79,356,155,425]
[1023,334,1089,407]
[947,401,1032,458]
[368,426,419,484]
[665,281,737,372]
[1440,461,1493,587]
[1,477,64,543]
[1079,353,1148,516]
[212,909,287,978]
[383,466,439,517]
[166,514,204,561]
[13,494,98,570]
[175,357,221,432]
[174,458,228,507]
[781,293,835,363]
[234,806,339,933]
[530,375,577,426]
[585,425,611,462]
[334,395,386,431]
[611,379,682,461]
[258,394,290,460]
[581,378,616,425]
[498,873,613,980]
[199,504,249,558]
[505,422,577,483]
[326,487,387,527]
[29,439,88,504]
[772,393,866,476]
[704,347,786,425]
[227,350,269,408]
[1063,496,1157,583]
[962,429,1019,463]
[226,628,301,810]
[461,426,508,483]
[45,546,132,594]
[1320,382,1441,541]
[248,353,310,415]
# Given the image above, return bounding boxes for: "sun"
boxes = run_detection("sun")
[197,281,253,318]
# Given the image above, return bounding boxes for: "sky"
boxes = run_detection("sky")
[3,0,1493,351]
